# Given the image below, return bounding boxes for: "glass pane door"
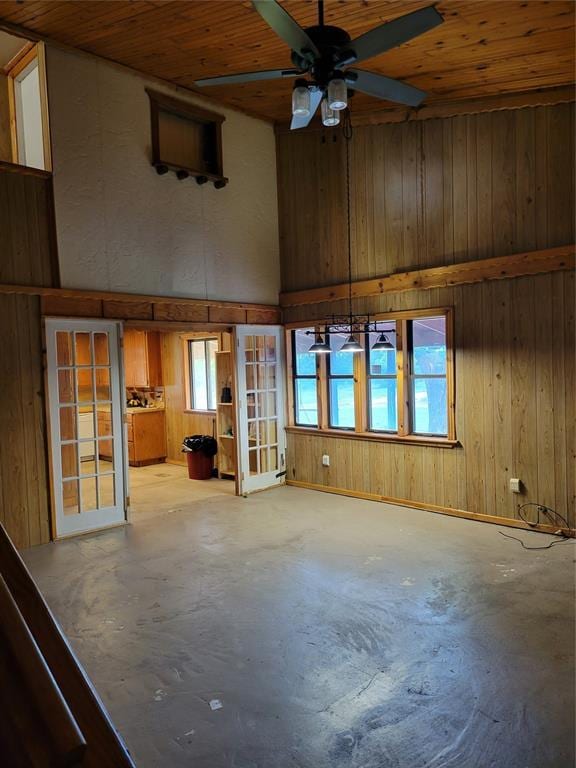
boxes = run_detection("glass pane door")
[46,319,125,537]
[237,326,286,494]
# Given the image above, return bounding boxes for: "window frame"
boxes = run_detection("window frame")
[285,308,456,448]
[365,322,398,434]
[291,327,319,427]
[185,337,218,413]
[407,318,449,437]
[6,42,52,172]
[326,332,357,431]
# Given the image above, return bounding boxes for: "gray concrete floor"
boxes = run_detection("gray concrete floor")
[23,485,575,768]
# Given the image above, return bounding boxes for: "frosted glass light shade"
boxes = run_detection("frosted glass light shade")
[321,98,340,127]
[292,86,311,116]
[328,78,347,111]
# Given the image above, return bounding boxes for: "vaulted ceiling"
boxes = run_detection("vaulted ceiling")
[0,0,573,123]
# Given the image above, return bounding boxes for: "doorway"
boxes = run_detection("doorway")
[45,319,286,538]
[122,327,236,520]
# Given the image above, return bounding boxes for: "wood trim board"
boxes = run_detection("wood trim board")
[0,283,281,325]
[287,480,575,538]
[280,245,575,307]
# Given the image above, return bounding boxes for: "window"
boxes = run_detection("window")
[188,339,217,410]
[5,42,51,171]
[409,317,447,436]
[292,328,318,426]
[287,309,454,445]
[328,333,355,429]
[366,321,397,432]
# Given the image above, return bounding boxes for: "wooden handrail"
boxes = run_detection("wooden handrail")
[0,524,136,767]
[0,573,87,766]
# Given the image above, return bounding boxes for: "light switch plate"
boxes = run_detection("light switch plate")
[322,454,330,467]
[509,478,521,493]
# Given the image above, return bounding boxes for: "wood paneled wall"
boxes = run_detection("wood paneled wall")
[0,167,59,548]
[278,103,574,291]
[161,331,228,467]
[278,103,575,528]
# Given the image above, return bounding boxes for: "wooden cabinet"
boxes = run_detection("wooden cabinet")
[127,410,166,467]
[97,409,166,466]
[124,330,162,389]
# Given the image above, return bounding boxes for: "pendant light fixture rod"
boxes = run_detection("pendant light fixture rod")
[344,110,354,332]
[318,0,324,26]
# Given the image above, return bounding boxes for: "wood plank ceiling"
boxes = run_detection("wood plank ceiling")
[0,0,573,123]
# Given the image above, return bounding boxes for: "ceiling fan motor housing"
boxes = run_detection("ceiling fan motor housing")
[291,24,354,86]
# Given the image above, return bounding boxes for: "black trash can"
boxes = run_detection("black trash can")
[182,435,218,480]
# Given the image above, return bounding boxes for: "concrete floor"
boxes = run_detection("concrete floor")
[23,486,575,768]
[128,463,234,521]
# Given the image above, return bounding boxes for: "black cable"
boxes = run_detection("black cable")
[498,530,573,551]
[498,502,575,550]
[516,502,571,531]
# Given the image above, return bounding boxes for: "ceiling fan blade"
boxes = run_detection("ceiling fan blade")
[195,68,301,87]
[290,89,322,130]
[253,0,320,59]
[347,69,426,107]
[340,5,443,65]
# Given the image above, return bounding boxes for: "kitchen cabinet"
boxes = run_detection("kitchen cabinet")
[98,409,166,466]
[124,330,162,389]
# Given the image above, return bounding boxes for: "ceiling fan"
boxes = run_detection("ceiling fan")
[195,0,444,129]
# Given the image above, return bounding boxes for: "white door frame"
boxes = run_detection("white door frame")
[45,318,126,538]
[236,325,286,494]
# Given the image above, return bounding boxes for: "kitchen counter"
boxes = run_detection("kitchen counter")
[126,406,165,413]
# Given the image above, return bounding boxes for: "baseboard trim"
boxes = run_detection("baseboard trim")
[286,480,575,537]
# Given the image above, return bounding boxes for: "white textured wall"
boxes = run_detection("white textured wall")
[46,47,280,305]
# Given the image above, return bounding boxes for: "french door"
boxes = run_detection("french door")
[236,326,286,494]
[45,319,126,537]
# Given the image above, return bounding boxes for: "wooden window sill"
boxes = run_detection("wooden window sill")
[183,409,216,416]
[285,425,459,448]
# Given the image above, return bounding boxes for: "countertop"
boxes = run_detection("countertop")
[126,406,165,414]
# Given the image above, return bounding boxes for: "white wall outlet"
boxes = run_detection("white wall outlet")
[509,478,521,493]
[322,454,330,467]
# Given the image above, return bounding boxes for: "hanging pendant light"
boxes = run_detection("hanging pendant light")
[340,334,362,353]
[372,332,394,350]
[321,98,340,127]
[309,333,331,353]
[292,84,311,117]
[328,76,348,111]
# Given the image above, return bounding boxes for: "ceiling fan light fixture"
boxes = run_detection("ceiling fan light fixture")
[321,98,340,127]
[328,76,347,111]
[292,85,311,116]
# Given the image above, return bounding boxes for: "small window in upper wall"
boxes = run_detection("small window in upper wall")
[292,328,318,427]
[1,38,51,170]
[409,316,447,436]
[188,339,217,411]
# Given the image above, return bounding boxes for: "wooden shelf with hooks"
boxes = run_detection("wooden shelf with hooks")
[147,89,228,189]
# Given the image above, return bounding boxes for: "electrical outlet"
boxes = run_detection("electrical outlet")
[322,454,330,467]
[509,478,521,493]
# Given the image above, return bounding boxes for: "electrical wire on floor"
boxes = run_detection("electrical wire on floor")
[498,502,575,550]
